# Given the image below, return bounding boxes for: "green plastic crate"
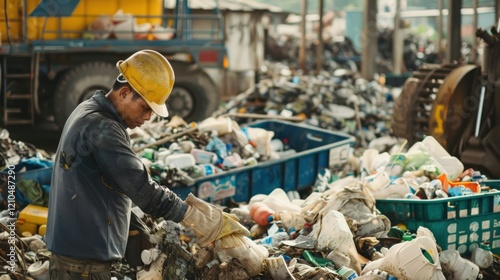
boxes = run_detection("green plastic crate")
[376,180,500,256]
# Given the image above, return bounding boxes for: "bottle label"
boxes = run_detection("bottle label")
[338,267,358,280]
[346,274,357,280]
[202,164,215,176]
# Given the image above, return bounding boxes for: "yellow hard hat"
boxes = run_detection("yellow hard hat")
[116,49,175,117]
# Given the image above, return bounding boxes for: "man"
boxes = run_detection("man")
[45,50,248,279]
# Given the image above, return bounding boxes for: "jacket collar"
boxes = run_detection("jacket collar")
[92,90,128,129]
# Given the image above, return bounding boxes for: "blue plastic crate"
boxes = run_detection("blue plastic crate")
[1,166,52,186]
[376,180,500,256]
[173,120,355,203]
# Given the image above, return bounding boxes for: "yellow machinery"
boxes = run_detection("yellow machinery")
[1,0,163,42]
[0,0,226,128]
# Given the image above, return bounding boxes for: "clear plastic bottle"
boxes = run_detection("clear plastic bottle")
[260,231,289,247]
[205,132,227,160]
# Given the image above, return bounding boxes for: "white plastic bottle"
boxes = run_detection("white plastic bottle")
[440,250,480,280]
[471,242,494,269]
[190,148,218,164]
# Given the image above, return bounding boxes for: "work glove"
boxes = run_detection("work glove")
[218,212,250,239]
[180,194,250,247]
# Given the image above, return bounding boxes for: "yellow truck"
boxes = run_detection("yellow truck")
[1,0,227,128]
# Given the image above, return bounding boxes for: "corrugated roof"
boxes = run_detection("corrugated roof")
[165,0,284,13]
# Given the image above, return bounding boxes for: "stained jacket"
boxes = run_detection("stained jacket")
[45,91,188,261]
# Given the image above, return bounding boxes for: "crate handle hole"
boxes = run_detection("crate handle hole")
[306,133,323,142]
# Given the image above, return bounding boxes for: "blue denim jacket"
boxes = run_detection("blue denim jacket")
[45,91,188,261]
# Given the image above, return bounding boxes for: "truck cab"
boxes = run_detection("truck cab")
[1,0,227,129]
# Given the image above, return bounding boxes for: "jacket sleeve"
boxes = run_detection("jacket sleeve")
[93,121,188,222]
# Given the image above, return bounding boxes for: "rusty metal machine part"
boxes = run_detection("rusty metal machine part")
[391,63,459,146]
[428,64,481,154]
[458,25,500,178]
[392,22,500,178]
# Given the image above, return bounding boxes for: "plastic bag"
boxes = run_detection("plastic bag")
[404,149,432,172]
[310,210,362,274]
[245,127,274,158]
[88,15,113,39]
[215,234,268,277]
[319,180,390,238]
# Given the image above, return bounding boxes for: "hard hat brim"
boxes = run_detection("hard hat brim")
[145,99,169,118]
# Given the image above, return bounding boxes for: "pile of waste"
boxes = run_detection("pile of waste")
[212,61,398,150]
[121,111,500,279]
[0,128,53,212]
[122,114,500,279]
[128,115,326,189]
[1,86,500,279]
[0,129,51,169]
[105,172,499,280]
[265,28,440,74]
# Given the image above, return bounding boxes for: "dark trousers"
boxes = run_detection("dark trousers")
[49,254,112,280]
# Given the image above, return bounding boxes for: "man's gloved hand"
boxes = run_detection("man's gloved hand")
[180,194,250,247]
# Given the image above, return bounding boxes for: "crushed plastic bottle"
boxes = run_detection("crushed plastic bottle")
[471,242,494,269]
[260,231,289,248]
[440,250,482,280]
[205,132,227,161]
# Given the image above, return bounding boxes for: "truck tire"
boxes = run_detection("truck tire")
[391,77,419,142]
[167,63,220,122]
[53,62,117,129]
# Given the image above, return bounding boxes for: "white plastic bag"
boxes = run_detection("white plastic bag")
[245,127,274,158]
[215,234,268,277]
[310,210,361,274]
[88,15,113,39]
[261,188,301,213]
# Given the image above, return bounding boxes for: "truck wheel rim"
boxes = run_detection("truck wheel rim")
[167,87,193,119]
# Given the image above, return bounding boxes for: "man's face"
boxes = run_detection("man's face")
[117,87,154,129]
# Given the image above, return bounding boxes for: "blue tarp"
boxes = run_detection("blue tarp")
[29,0,80,17]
